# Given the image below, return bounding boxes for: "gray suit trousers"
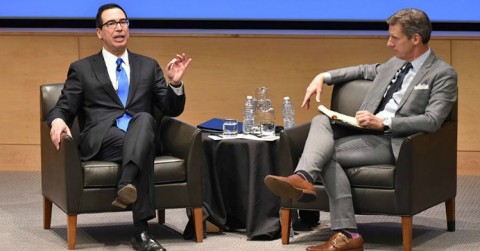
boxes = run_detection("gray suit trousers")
[295,115,395,230]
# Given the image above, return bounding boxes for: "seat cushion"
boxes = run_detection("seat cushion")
[82,156,186,188]
[153,156,186,184]
[315,164,396,189]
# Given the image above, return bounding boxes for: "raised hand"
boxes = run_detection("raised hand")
[166,53,192,84]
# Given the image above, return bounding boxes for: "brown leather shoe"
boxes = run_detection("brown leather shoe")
[306,232,364,251]
[264,174,316,202]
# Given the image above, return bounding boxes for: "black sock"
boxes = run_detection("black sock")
[295,170,315,184]
[134,220,148,235]
[120,162,139,185]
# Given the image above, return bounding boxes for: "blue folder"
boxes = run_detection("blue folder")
[197,118,243,133]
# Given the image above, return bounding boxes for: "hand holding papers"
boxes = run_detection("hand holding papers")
[318,105,381,133]
[318,105,360,127]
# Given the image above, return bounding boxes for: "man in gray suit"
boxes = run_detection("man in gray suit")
[48,3,191,251]
[265,8,457,251]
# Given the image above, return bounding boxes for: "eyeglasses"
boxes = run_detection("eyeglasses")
[100,19,130,29]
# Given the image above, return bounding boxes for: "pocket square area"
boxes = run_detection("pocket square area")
[414,84,429,90]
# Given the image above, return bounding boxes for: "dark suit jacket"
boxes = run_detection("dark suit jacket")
[327,51,458,158]
[48,51,186,161]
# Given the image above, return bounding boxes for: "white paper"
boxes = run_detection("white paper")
[208,133,279,141]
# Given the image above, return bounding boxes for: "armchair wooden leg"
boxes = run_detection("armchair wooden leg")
[193,207,204,243]
[281,208,292,245]
[67,214,77,250]
[43,196,52,229]
[401,216,412,251]
[157,209,165,224]
[445,197,456,231]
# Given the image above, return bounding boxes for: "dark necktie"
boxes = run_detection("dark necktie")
[116,58,132,131]
[376,62,413,113]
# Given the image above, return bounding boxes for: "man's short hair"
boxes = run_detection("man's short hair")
[387,8,432,44]
[96,3,128,28]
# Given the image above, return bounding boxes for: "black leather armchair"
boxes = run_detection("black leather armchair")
[277,79,457,251]
[40,83,204,249]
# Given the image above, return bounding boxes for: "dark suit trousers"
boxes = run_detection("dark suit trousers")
[93,112,156,224]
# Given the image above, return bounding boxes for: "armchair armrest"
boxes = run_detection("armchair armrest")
[395,121,457,214]
[41,121,84,214]
[159,116,203,205]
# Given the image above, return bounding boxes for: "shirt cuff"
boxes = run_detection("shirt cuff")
[323,72,332,83]
[170,81,184,96]
[383,117,392,128]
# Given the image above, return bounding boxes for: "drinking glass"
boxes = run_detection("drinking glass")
[223,118,238,137]
[258,108,275,136]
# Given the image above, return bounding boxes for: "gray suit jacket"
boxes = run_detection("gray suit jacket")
[327,51,458,158]
[48,51,186,160]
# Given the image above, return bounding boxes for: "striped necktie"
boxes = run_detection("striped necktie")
[376,62,413,113]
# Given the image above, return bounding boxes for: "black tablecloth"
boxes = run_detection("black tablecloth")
[201,133,281,240]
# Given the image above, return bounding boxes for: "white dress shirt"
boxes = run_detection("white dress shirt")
[102,48,130,91]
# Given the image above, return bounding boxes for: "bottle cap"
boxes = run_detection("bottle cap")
[284,96,290,100]
[247,96,253,99]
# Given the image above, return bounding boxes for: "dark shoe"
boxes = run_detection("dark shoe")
[131,231,166,251]
[264,174,316,202]
[112,183,137,209]
[306,232,364,251]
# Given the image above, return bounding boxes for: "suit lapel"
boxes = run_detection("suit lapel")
[366,60,404,112]
[378,61,404,95]
[91,52,123,105]
[397,52,436,109]
[127,51,141,105]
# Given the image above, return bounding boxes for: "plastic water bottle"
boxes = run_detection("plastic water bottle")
[282,96,295,129]
[243,96,255,134]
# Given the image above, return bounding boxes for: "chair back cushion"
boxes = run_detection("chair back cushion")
[446,101,458,122]
[40,83,64,121]
[330,79,372,117]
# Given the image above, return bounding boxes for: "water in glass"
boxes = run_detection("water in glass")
[223,118,238,137]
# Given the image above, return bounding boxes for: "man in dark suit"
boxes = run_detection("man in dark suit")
[264,8,457,251]
[48,3,191,251]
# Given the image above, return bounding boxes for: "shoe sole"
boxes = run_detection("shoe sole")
[264,176,317,202]
[112,185,137,208]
